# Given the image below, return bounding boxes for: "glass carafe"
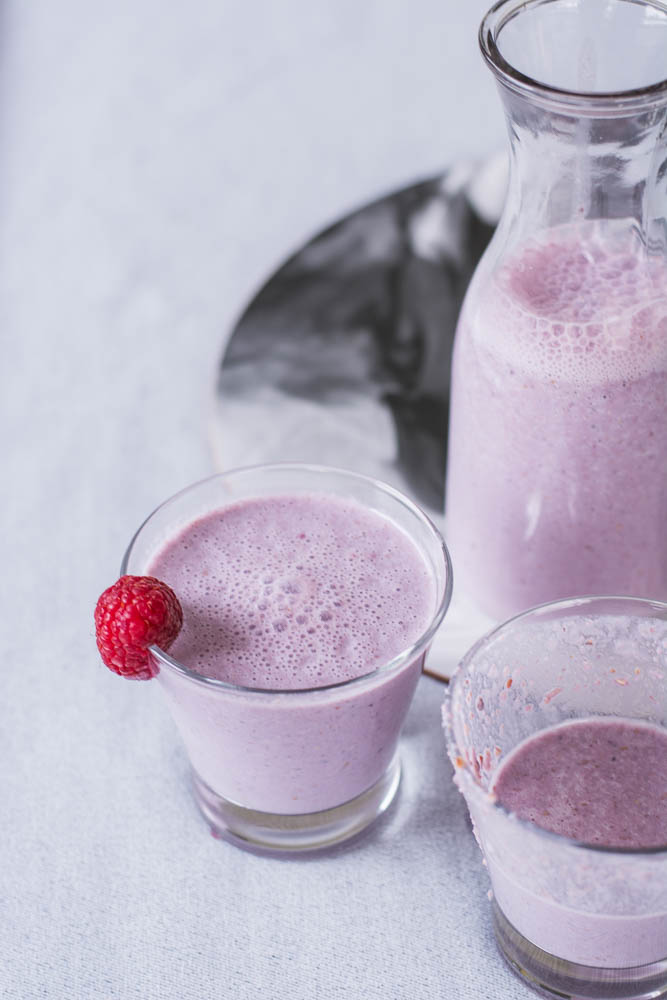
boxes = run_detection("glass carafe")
[445,0,667,620]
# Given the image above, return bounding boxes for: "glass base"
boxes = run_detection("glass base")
[492,899,667,1000]
[192,755,401,855]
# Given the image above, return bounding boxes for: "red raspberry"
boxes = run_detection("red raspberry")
[94,575,183,680]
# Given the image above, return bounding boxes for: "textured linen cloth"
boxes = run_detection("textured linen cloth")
[0,1,530,996]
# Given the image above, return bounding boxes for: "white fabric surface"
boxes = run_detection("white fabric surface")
[2,1,529,996]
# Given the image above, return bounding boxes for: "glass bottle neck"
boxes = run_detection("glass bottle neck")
[497,85,667,256]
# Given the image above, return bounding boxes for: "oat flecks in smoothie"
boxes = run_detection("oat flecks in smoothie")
[492,717,667,849]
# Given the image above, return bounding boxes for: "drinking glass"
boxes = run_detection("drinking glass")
[444,596,667,999]
[123,463,452,853]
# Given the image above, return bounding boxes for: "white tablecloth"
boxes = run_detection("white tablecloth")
[2,1,531,996]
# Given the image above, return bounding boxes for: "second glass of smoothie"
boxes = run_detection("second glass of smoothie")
[122,463,452,853]
[444,596,667,999]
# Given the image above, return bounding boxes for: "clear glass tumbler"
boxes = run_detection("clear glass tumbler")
[444,596,667,1000]
[122,463,452,854]
[446,0,667,619]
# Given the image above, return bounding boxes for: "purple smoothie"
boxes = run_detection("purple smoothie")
[149,494,435,689]
[147,493,437,814]
[492,718,667,849]
[446,223,667,619]
[487,717,667,966]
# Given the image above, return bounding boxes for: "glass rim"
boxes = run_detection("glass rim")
[480,0,667,112]
[445,593,667,858]
[121,461,454,697]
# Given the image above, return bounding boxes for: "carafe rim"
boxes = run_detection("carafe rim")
[480,0,667,114]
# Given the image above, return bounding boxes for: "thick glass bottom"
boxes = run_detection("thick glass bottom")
[192,754,401,855]
[492,899,667,1000]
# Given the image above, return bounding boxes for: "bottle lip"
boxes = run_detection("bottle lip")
[480,0,667,114]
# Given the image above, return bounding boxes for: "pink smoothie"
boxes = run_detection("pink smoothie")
[493,718,667,849]
[446,223,667,619]
[146,493,437,813]
[488,717,667,967]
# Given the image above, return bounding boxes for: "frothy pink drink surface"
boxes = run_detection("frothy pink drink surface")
[492,718,667,849]
[148,494,435,689]
[446,223,667,618]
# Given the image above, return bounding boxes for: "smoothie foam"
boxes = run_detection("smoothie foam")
[446,223,667,618]
[148,493,435,689]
